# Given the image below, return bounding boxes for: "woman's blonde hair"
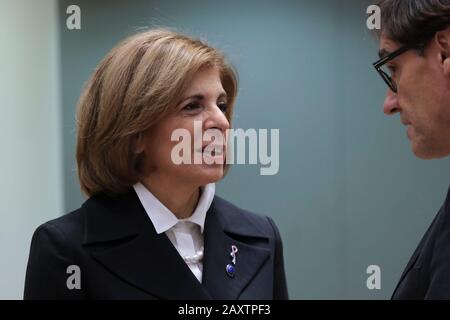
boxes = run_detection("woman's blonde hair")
[76,28,238,197]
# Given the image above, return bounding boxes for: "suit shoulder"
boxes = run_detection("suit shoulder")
[33,207,85,244]
[212,195,277,238]
[430,187,450,233]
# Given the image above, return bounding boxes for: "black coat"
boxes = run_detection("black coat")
[392,186,450,299]
[24,191,289,300]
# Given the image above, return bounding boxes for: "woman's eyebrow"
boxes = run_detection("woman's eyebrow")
[180,91,228,103]
[182,94,205,102]
[176,94,204,107]
[218,92,228,100]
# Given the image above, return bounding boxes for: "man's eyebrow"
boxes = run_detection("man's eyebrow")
[378,48,390,59]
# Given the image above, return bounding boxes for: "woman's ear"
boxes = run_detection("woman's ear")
[133,133,145,154]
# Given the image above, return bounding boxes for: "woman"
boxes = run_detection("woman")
[24,28,288,300]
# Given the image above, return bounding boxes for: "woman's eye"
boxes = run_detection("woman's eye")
[217,102,228,113]
[183,103,202,112]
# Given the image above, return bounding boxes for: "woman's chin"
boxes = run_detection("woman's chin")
[187,164,224,185]
[201,164,224,182]
[170,162,225,185]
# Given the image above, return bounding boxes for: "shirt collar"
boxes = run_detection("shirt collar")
[133,182,215,234]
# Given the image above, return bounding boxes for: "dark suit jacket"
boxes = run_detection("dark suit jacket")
[392,186,450,299]
[24,191,289,300]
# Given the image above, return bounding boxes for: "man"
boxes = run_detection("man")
[372,0,450,299]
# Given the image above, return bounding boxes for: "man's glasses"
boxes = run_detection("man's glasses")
[372,44,424,93]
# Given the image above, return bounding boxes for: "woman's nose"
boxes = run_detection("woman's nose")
[204,105,230,131]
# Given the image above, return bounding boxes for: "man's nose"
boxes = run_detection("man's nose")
[383,89,400,115]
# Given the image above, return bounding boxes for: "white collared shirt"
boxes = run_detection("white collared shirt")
[133,182,215,283]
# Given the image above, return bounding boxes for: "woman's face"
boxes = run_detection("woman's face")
[139,66,230,186]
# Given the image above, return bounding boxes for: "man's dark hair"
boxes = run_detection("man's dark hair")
[377,0,450,47]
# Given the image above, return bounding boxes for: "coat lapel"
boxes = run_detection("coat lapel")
[202,197,271,299]
[82,191,211,300]
[392,208,441,298]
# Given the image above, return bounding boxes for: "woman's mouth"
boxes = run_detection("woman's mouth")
[194,144,225,165]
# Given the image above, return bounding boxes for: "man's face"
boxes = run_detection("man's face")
[380,34,450,159]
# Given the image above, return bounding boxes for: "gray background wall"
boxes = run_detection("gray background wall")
[60,0,450,300]
[0,0,62,299]
[3,0,448,299]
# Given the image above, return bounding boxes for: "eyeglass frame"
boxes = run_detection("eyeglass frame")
[372,43,426,93]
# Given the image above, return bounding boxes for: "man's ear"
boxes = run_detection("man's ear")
[435,27,450,76]
[444,56,450,76]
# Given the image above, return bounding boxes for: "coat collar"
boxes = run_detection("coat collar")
[201,197,271,299]
[392,186,450,298]
[82,190,210,299]
[132,182,215,234]
[82,190,270,300]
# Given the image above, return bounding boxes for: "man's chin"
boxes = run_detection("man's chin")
[411,142,450,160]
